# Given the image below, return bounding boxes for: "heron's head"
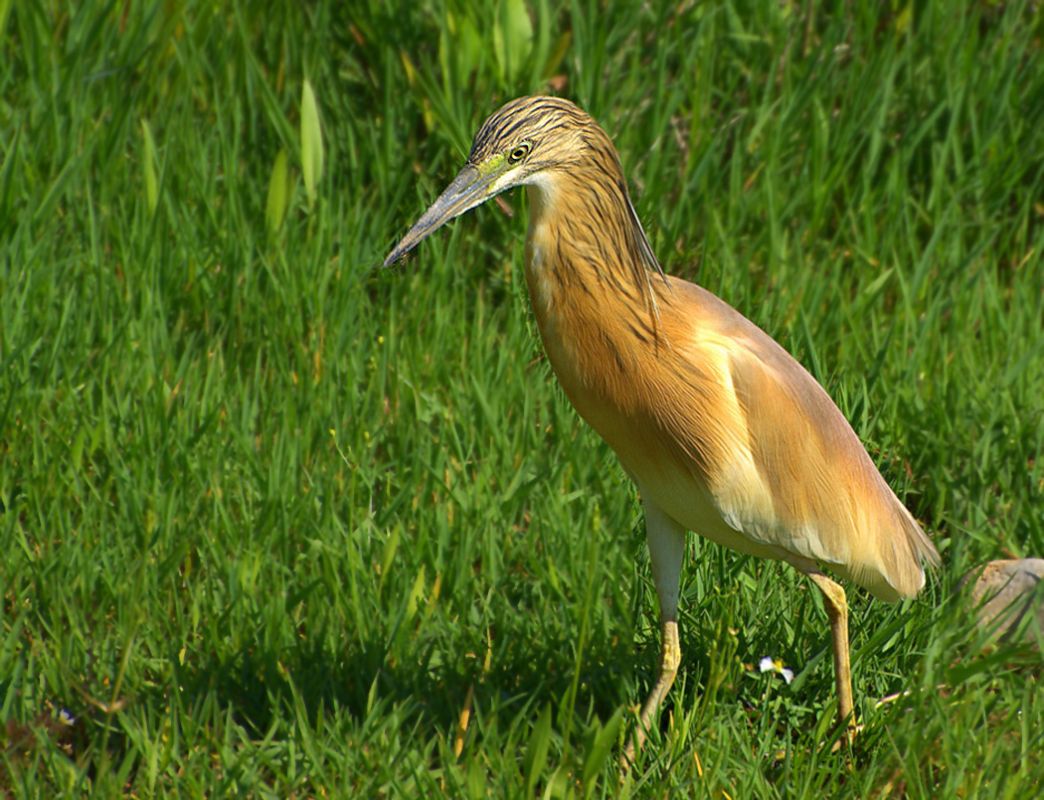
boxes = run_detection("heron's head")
[384,96,610,266]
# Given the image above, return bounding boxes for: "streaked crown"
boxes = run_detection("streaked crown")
[467,96,601,168]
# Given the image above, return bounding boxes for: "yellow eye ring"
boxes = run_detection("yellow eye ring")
[508,142,531,164]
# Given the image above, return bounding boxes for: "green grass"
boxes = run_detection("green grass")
[2,0,1042,796]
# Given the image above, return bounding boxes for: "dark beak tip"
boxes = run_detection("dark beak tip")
[382,164,489,271]
[382,243,407,268]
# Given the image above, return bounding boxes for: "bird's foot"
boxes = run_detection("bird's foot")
[829,719,862,752]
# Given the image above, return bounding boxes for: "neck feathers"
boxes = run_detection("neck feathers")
[524,159,666,338]
[523,165,672,412]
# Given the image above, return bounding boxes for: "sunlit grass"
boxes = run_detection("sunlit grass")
[1,1,1041,796]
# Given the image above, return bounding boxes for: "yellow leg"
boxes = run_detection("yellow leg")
[623,619,680,767]
[805,571,856,730]
[623,495,686,769]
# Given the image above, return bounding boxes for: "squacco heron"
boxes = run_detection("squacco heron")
[385,96,939,761]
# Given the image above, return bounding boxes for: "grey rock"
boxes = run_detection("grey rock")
[962,559,1044,645]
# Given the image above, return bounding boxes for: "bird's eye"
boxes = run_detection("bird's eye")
[508,142,532,164]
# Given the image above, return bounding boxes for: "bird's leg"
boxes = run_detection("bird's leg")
[622,497,686,769]
[804,570,856,733]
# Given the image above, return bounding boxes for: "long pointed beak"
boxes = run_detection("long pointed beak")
[384,165,499,266]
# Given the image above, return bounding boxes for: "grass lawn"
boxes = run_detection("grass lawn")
[2,1,1042,796]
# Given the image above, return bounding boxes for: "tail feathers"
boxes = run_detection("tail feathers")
[876,505,940,600]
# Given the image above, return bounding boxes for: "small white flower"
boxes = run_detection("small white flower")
[758,656,794,685]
